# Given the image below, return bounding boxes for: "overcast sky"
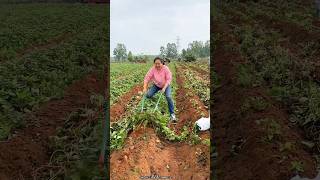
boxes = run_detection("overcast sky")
[110,0,210,56]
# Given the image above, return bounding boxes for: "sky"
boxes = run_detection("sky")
[110,0,210,56]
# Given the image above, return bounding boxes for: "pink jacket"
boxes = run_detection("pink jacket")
[144,65,172,88]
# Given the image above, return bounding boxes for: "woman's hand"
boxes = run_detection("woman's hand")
[143,82,148,94]
[161,88,165,93]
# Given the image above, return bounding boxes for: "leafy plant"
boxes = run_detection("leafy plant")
[290,161,304,173]
[256,118,281,142]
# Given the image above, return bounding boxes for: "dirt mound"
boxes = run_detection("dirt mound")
[188,65,209,77]
[111,127,210,180]
[0,73,104,180]
[174,64,209,132]
[212,22,317,179]
[110,84,141,122]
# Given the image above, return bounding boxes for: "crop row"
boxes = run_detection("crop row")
[110,63,150,105]
[0,24,108,140]
[179,63,210,108]
[0,3,108,61]
[230,1,319,32]
[219,3,320,148]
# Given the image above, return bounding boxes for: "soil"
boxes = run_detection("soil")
[110,64,210,180]
[110,84,142,122]
[212,22,317,179]
[16,32,72,59]
[224,4,320,84]
[0,73,104,180]
[188,65,209,79]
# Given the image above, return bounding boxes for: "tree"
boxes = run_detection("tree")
[187,41,204,58]
[128,51,133,62]
[204,40,210,57]
[160,46,166,58]
[181,49,187,59]
[184,51,196,62]
[113,43,127,61]
[166,43,178,59]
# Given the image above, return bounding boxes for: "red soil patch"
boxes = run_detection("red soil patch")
[174,64,209,132]
[0,73,104,180]
[110,64,210,180]
[188,65,209,78]
[17,32,72,59]
[252,14,320,83]
[110,84,142,122]
[111,127,210,180]
[213,22,317,179]
[224,6,320,84]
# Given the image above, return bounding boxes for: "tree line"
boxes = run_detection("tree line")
[112,40,210,62]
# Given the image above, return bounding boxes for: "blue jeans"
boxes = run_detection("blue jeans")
[146,84,174,115]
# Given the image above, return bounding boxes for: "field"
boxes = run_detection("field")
[213,0,320,179]
[0,3,108,179]
[110,61,210,179]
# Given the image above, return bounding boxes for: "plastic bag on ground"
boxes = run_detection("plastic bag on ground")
[195,117,210,131]
[290,171,320,180]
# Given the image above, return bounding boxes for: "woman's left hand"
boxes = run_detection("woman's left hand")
[161,88,165,93]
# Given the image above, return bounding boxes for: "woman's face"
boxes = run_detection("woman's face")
[154,59,163,70]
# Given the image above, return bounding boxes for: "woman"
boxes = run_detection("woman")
[143,57,176,121]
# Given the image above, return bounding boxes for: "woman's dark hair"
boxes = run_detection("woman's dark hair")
[153,57,164,65]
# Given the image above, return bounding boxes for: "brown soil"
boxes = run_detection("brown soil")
[110,127,209,180]
[212,22,317,179]
[174,64,209,133]
[0,73,104,180]
[224,5,320,84]
[110,64,210,180]
[251,14,320,84]
[17,32,72,59]
[188,65,209,78]
[110,84,142,122]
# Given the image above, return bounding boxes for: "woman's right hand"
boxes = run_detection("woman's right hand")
[143,82,148,95]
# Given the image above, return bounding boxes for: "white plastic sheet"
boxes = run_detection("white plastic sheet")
[290,171,320,180]
[195,117,210,131]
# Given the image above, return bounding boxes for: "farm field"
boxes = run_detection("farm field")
[213,0,320,179]
[0,3,108,179]
[109,62,210,179]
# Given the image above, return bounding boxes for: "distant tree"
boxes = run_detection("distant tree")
[128,51,133,62]
[204,40,210,57]
[166,43,178,59]
[181,49,187,59]
[144,55,149,62]
[160,46,166,58]
[113,43,127,61]
[186,40,210,58]
[188,41,204,58]
[184,51,196,62]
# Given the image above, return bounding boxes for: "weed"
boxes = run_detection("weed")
[256,118,281,142]
[236,64,256,88]
[279,142,295,152]
[241,96,269,113]
[290,161,304,173]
